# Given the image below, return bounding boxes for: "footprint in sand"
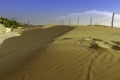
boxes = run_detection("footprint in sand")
[82,37,113,50]
[89,38,120,51]
[111,41,120,51]
[95,41,112,49]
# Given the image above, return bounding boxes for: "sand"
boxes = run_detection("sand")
[0,32,21,45]
[0,25,120,80]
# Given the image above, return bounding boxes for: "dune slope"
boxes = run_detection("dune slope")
[0,25,73,80]
[23,26,120,80]
[1,26,120,80]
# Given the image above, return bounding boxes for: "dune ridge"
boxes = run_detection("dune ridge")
[24,26,120,80]
[0,25,74,80]
[1,26,120,80]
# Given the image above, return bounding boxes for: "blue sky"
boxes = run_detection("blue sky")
[0,0,120,25]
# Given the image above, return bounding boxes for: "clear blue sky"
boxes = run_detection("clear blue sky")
[0,0,120,24]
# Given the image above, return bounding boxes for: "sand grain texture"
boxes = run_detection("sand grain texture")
[1,26,120,80]
[0,25,73,80]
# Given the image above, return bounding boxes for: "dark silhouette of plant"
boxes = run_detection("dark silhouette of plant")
[0,16,22,28]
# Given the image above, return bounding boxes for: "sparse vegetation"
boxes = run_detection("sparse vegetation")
[0,16,22,28]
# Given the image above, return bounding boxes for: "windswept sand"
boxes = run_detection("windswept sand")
[0,32,20,45]
[0,25,73,80]
[1,25,120,80]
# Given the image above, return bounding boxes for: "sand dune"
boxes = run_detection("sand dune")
[0,25,73,80]
[1,25,120,80]
[23,26,120,80]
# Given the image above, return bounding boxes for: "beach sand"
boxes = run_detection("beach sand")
[0,25,120,80]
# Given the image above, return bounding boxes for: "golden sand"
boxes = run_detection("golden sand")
[0,25,120,80]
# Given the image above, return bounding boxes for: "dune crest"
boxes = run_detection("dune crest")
[1,26,120,80]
